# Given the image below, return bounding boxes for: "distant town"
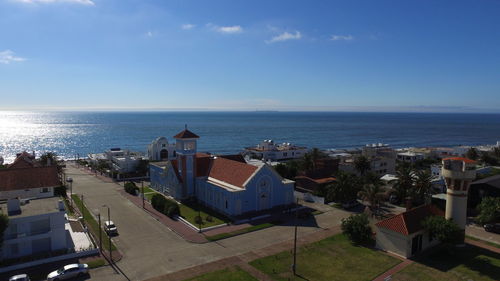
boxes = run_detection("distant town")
[0,128,499,281]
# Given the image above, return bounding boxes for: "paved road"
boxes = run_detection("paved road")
[65,166,351,281]
[466,224,500,244]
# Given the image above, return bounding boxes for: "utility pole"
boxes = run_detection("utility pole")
[141,181,145,209]
[292,198,299,275]
[98,213,102,251]
[81,194,85,227]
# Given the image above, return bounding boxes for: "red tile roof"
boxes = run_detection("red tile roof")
[173,129,199,139]
[0,166,60,191]
[442,157,476,164]
[375,205,444,235]
[207,157,258,188]
[8,152,39,169]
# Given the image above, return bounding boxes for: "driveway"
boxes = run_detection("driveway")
[64,165,350,281]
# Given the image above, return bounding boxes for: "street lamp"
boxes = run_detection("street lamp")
[102,204,112,264]
[66,177,73,209]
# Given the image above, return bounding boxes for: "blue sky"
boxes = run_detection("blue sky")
[1,0,499,112]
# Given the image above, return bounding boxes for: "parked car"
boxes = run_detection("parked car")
[47,263,89,281]
[104,220,118,235]
[342,200,360,210]
[484,223,500,234]
[9,274,30,281]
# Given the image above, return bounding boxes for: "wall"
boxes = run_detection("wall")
[150,163,182,200]
[376,227,410,258]
[0,187,55,200]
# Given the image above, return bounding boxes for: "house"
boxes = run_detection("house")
[339,143,396,176]
[397,151,425,163]
[147,136,177,161]
[88,148,144,174]
[375,205,443,258]
[0,153,61,200]
[150,128,295,217]
[244,140,307,161]
[1,197,68,260]
[469,174,500,208]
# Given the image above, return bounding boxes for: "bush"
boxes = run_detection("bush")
[124,182,138,195]
[194,215,203,225]
[422,216,462,245]
[54,186,67,197]
[341,213,372,244]
[206,215,213,222]
[151,194,180,218]
[476,197,500,225]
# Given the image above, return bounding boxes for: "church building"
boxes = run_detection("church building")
[149,128,295,217]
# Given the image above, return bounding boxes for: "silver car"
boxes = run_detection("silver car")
[9,274,30,281]
[47,263,89,280]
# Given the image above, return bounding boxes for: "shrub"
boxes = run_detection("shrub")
[54,186,67,197]
[194,215,203,225]
[341,213,372,244]
[422,216,462,245]
[124,182,138,195]
[476,197,500,225]
[151,194,180,218]
[206,215,213,222]
[151,194,166,211]
[165,202,180,218]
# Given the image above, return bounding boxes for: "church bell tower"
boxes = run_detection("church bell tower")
[173,125,199,199]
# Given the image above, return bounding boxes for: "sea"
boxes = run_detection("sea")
[1,111,500,163]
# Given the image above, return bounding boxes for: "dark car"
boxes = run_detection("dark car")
[484,223,500,234]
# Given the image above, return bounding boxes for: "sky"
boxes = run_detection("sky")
[0,0,499,112]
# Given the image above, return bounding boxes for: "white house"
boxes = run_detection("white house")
[375,205,443,258]
[1,197,68,260]
[88,148,144,174]
[147,136,177,161]
[397,151,425,163]
[244,140,307,161]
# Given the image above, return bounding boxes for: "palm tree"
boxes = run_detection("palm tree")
[327,172,361,203]
[391,164,414,204]
[414,170,432,206]
[354,155,371,176]
[40,152,58,166]
[359,183,384,217]
[301,153,314,173]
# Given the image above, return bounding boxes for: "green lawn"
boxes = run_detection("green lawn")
[71,194,117,251]
[392,245,500,281]
[140,186,155,194]
[184,266,258,281]
[179,202,229,228]
[250,234,401,281]
[206,223,274,241]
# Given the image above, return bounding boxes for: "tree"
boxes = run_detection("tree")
[359,183,384,216]
[0,213,9,249]
[414,170,433,206]
[309,148,325,170]
[476,197,500,225]
[301,153,314,173]
[354,155,370,176]
[422,216,462,246]
[466,148,479,161]
[493,147,500,158]
[391,164,414,203]
[480,151,498,166]
[341,213,372,244]
[40,152,58,166]
[326,172,361,203]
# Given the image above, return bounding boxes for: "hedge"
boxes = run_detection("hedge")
[151,194,180,218]
[124,182,139,195]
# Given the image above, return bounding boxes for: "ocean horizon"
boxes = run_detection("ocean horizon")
[1,111,500,163]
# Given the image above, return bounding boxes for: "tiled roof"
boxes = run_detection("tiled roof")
[375,205,444,235]
[0,166,60,191]
[8,152,39,169]
[219,154,246,163]
[173,129,199,139]
[208,157,258,188]
[442,157,476,164]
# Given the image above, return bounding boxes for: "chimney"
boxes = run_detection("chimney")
[57,200,65,211]
[7,198,21,215]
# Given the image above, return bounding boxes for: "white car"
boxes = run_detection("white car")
[8,274,30,281]
[104,220,118,235]
[47,263,89,281]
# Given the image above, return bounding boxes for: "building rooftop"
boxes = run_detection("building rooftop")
[375,205,443,236]
[1,197,64,218]
[0,166,60,192]
[442,157,476,164]
[173,129,199,139]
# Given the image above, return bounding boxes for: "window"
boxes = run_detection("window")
[41,187,50,193]
[225,200,228,209]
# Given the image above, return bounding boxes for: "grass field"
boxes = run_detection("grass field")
[140,186,155,194]
[250,234,400,281]
[179,202,229,228]
[71,194,117,251]
[184,266,258,281]
[392,245,500,281]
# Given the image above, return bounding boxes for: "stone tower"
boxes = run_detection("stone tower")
[441,157,476,238]
[173,126,199,199]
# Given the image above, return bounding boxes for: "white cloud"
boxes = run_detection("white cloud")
[330,34,354,41]
[13,0,94,5]
[207,23,243,34]
[145,31,153,37]
[181,24,196,30]
[266,31,302,44]
[0,50,26,64]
